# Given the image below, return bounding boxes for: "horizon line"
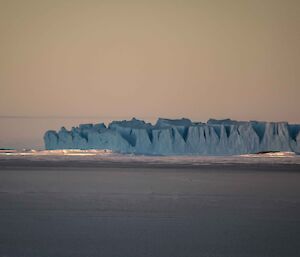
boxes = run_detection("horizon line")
[0,115,298,124]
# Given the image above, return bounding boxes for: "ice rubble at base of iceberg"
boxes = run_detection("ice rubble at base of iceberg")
[44,118,300,155]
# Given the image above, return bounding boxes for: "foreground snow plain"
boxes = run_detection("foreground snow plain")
[0,154,300,257]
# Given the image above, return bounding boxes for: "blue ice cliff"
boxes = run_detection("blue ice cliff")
[44,118,300,155]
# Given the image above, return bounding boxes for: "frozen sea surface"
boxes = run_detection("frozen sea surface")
[0,152,300,257]
[1,149,300,167]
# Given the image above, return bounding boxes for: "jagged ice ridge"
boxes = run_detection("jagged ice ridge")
[44,118,300,155]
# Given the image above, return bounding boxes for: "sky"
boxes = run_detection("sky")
[0,0,299,148]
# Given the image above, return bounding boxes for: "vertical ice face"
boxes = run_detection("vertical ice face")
[44,130,58,150]
[44,118,300,155]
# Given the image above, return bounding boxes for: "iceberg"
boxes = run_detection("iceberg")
[44,118,300,155]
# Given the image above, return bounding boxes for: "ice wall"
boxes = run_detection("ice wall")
[44,118,300,155]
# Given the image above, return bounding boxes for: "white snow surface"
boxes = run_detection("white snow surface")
[0,149,299,165]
